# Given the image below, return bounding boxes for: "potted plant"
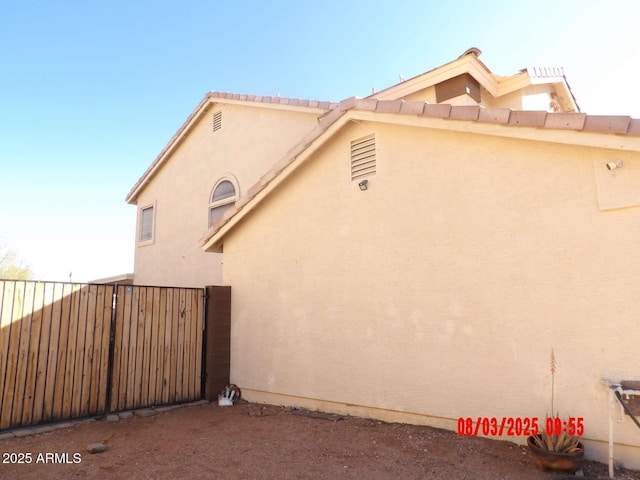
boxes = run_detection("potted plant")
[527,349,585,472]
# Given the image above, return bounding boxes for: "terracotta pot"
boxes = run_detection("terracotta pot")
[527,435,584,472]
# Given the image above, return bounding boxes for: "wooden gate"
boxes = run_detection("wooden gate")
[109,286,204,412]
[0,281,205,431]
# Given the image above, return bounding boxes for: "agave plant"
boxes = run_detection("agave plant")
[530,350,582,454]
[530,427,582,454]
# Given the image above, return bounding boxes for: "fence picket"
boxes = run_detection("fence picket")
[11,281,34,427]
[43,283,64,421]
[161,288,172,404]
[77,285,96,417]
[32,282,54,424]
[21,282,45,425]
[0,281,16,429]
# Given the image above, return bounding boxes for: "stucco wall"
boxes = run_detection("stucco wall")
[133,103,321,287]
[222,121,640,468]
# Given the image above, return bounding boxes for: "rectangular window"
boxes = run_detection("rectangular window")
[139,205,154,243]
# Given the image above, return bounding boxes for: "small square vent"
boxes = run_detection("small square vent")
[350,134,376,181]
[213,111,222,132]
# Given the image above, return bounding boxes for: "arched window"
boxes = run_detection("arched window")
[209,177,238,227]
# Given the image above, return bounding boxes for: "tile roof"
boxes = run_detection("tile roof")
[364,100,640,135]
[206,91,339,110]
[201,97,640,251]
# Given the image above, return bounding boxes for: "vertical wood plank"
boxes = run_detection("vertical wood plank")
[0,281,16,429]
[111,285,127,412]
[140,287,153,406]
[183,289,193,400]
[168,289,178,404]
[132,287,146,408]
[32,282,54,424]
[61,284,80,420]
[156,288,168,404]
[95,285,113,414]
[79,285,97,416]
[88,286,103,414]
[21,282,45,426]
[11,281,35,427]
[194,289,204,399]
[119,285,134,411]
[42,283,64,422]
[175,289,186,402]
[71,285,89,418]
[148,287,160,405]
[52,283,73,420]
[1,280,22,430]
[126,287,139,410]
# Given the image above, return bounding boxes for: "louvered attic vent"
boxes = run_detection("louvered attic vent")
[350,134,376,181]
[213,111,222,132]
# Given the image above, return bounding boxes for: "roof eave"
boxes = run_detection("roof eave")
[201,103,640,252]
[371,54,500,100]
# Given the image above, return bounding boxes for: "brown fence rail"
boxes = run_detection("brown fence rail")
[0,280,204,431]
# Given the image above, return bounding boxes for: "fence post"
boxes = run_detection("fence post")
[203,286,231,401]
[104,287,118,413]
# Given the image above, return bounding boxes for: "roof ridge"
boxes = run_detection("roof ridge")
[206,91,338,109]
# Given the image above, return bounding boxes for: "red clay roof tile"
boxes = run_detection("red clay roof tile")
[478,108,511,124]
[399,101,426,115]
[543,112,586,130]
[375,99,404,113]
[355,98,378,111]
[508,111,547,127]
[421,104,452,119]
[449,105,480,121]
[583,115,631,134]
[627,119,640,137]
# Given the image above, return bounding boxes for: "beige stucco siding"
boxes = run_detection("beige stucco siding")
[222,121,640,467]
[133,103,321,287]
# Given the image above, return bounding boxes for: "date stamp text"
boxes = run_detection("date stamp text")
[457,417,584,437]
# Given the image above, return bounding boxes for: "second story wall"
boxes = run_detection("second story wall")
[132,101,323,287]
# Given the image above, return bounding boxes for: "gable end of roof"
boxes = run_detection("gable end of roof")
[125,92,338,204]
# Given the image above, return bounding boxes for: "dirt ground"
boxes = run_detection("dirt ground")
[1,401,639,480]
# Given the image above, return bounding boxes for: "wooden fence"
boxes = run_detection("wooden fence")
[0,280,205,431]
[110,285,204,412]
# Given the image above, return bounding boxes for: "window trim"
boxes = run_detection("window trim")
[208,175,239,228]
[138,202,156,246]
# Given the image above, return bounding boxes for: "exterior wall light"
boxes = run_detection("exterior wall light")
[358,179,369,191]
[606,160,623,170]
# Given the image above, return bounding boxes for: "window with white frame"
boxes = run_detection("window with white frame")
[209,178,238,227]
[139,204,155,244]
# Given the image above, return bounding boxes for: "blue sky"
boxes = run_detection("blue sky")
[1,0,639,282]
